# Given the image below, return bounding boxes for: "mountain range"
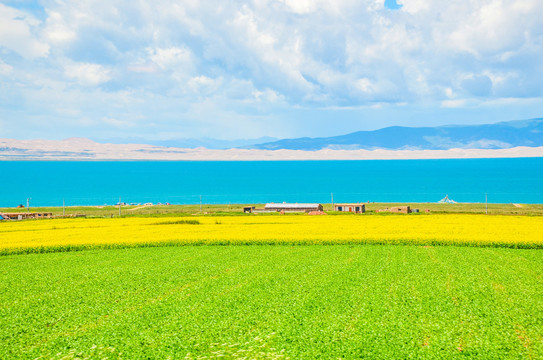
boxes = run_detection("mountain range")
[2,118,543,160]
[244,118,543,151]
[93,136,278,150]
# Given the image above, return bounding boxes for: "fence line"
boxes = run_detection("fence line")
[2,191,541,208]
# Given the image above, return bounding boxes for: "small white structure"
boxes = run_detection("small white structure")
[438,195,457,204]
[264,203,323,213]
[334,204,365,213]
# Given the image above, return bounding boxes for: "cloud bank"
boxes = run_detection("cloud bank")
[1,0,542,140]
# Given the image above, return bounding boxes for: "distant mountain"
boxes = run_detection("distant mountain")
[246,119,543,151]
[94,136,278,149]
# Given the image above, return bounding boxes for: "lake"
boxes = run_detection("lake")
[0,158,542,207]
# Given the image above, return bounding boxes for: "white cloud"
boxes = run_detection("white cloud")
[397,0,429,14]
[148,47,194,71]
[253,89,276,102]
[43,11,77,45]
[441,99,468,108]
[64,63,111,86]
[187,76,222,96]
[278,0,318,14]
[0,4,49,58]
[102,117,134,129]
[447,0,542,57]
[0,60,13,76]
[355,78,374,93]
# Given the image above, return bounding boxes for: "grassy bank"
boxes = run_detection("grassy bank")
[1,245,541,359]
[2,202,543,217]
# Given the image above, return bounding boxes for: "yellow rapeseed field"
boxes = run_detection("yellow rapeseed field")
[1,214,542,254]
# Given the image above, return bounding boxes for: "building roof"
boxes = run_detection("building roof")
[335,203,365,206]
[265,203,321,209]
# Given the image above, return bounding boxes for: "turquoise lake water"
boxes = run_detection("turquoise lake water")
[0,158,542,207]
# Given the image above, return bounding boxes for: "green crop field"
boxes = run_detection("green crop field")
[1,245,542,359]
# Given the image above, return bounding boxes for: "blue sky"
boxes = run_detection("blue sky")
[1,0,542,141]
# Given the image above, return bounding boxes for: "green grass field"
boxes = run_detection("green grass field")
[1,245,542,359]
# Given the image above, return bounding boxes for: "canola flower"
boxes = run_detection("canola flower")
[0,214,542,254]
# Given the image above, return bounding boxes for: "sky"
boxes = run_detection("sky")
[0,0,542,141]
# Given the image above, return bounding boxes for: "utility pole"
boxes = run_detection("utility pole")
[63,199,65,216]
[485,193,488,215]
[200,195,202,212]
[331,192,334,210]
[26,198,31,213]
[119,196,122,217]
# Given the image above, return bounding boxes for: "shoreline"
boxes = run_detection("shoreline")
[1,138,543,160]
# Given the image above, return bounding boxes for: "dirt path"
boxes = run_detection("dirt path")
[127,205,153,211]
